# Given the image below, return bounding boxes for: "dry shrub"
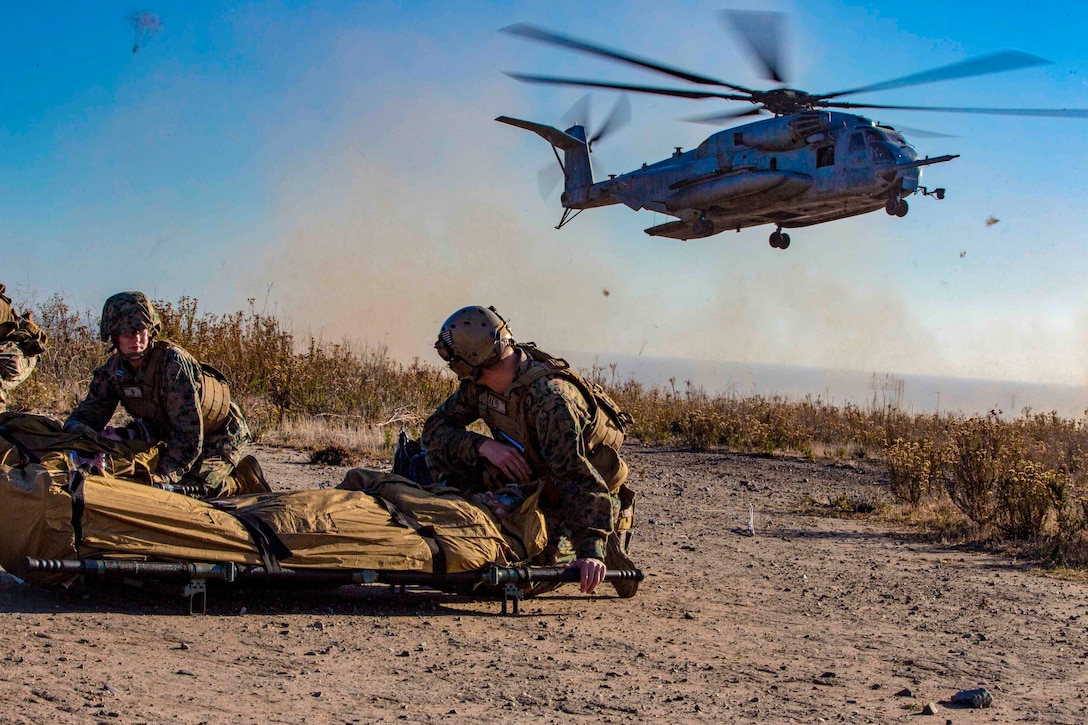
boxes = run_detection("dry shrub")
[995,461,1065,540]
[886,437,947,507]
[12,294,104,411]
[944,416,1009,528]
[17,293,1088,567]
[18,295,455,450]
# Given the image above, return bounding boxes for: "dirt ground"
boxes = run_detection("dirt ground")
[2,442,1087,724]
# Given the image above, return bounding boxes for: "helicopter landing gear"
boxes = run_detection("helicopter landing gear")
[692,218,714,237]
[885,198,908,217]
[769,229,791,249]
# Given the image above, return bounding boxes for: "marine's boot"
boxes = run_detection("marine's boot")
[233,454,272,494]
[605,516,639,598]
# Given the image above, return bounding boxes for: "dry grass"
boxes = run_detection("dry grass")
[11,295,1088,567]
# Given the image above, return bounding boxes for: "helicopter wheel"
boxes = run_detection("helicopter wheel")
[778,233,791,249]
[885,198,899,216]
[769,231,782,248]
[895,200,909,217]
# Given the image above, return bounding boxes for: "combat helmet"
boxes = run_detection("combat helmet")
[435,305,513,381]
[99,291,162,342]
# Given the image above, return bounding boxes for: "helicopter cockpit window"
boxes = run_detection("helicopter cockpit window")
[870,143,895,163]
[816,145,834,168]
[696,139,711,158]
[863,128,884,145]
[885,131,907,145]
[848,133,865,153]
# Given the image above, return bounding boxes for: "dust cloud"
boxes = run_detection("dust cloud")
[263,92,623,365]
[655,265,949,375]
[253,19,1050,388]
[259,82,950,380]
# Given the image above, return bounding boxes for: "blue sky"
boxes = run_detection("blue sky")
[5,1,1088,391]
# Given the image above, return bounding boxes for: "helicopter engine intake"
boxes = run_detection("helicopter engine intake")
[731,113,829,152]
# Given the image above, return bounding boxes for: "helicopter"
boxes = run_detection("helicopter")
[496,11,1088,249]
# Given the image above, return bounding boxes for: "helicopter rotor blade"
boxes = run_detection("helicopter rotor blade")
[819,100,1088,118]
[561,93,593,130]
[820,51,1051,100]
[538,163,563,198]
[589,94,632,146]
[683,106,767,125]
[504,72,752,102]
[879,124,957,139]
[721,10,786,83]
[501,23,756,93]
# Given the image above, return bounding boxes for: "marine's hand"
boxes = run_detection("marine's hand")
[143,472,172,488]
[478,438,532,482]
[566,557,607,594]
[0,352,21,378]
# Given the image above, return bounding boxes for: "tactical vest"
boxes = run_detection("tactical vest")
[0,285,13,327]
[475,344,632,492]
[0,284,47,355]
[109,340,233,435]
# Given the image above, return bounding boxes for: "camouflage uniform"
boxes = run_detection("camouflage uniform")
[423,348,619,562]
[64,341,251,496]
[0,342,37,412]
[0,284,46,412]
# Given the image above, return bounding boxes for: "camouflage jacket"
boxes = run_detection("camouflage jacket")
[64,342,248,483]
[0,341,38,410]
[422,351,616,560]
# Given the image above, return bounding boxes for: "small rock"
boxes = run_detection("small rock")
[175,642,189,651]
[175,669,195,677]
[895,688,914,697]
[950,688,992,708]
[921,702,937,715]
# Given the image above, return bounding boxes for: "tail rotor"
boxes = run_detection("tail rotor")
[538,93,631,198]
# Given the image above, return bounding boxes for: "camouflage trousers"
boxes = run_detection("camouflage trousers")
[180,409,253,497]
[0,341,37,412]
[181,454,242,497]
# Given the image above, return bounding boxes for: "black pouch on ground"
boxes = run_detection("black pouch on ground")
[392,430,434,486]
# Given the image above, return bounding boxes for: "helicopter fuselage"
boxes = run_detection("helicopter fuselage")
[560,111,954,241]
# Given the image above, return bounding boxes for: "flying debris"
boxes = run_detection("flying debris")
[130,11,162,55]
